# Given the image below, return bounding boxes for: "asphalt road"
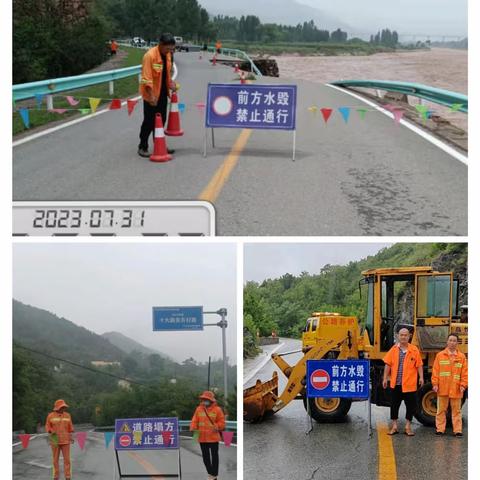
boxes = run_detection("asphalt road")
[13,51,467,235]
[12,431,237,479]
[243,339,468,480]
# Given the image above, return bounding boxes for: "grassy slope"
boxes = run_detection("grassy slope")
[13,46,145,135]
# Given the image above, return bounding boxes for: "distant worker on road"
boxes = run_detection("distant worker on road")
[215,40,222,54]
[383,327,424,436]
[110,39,118,56]
[45,399,75,480]
[138,33,177,158]
[432,333,468,436]
[190,391,226,480]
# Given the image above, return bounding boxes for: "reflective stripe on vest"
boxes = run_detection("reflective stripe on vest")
[439,371,451,376]
[453,375,461,380]
[455,363,463,368]
[439,360,450,365]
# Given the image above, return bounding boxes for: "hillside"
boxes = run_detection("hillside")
[102,331,169,358]
[13,300,126,363]
[244,243,467,345]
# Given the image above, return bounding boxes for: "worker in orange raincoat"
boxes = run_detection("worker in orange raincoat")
[383,327,424,436]
[138,33,177,158]
[110,39,118,56]
[190,391,226,480]
[432,333,468,436]
[45,399,75,480]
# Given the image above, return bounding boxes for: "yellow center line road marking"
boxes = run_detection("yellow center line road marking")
[377,422,397,480]
[198,129,253,203]
[127,451,165,479]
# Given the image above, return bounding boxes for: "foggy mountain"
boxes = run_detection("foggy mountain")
[200,0,352,32]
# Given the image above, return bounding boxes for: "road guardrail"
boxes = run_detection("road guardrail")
[207,46,263,77]
[330,79,468,113]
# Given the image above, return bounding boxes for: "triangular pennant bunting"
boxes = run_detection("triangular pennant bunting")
[307,106,318,114]
[89,98,101,113]
[357,108,367,120]
[35,94,44,109]
[222,431,234,447]
[50,433,58,446]
[415,104,429,120]
[19,434,31,449]
[393,109,404,125]
[79,108,90,115]
[178,103,186,113]
[320,108,333,123]
[76,432,87,450]
[50,108,68,114]
[104,432,114,449]
[338,107,351,123]
[450,103,463,112]
[109,99,122,110]
[127,99,138,116]
[19,108,30,128]
[66,95,80,106]
[192,430,200,442]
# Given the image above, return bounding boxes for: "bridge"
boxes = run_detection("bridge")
[12,51,467,236]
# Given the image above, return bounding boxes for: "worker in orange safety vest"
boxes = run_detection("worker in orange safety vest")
[45,399,75,480]
[432,333,468,436]
[190,391,226,480]
[138,33,178,158]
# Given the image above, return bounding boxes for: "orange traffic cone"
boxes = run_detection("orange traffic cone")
[240,71,247,84]
[165,92,184,137]
[150,114,172,163]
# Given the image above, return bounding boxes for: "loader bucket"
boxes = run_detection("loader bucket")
[243,371,278,422]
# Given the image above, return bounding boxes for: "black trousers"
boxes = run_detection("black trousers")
[138,95,168,148]
[390,385,417,421]
[200,442,219,477]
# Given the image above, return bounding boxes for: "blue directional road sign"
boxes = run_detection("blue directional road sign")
[306,359,370,399]
[152,306,203,331]
[206,84,297,130]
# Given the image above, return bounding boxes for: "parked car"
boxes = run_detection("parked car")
[131,37,146,47]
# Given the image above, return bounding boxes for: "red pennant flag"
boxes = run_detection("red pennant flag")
[127,99,138,116]
[320,108,333,123]
[110,99,122,110]
[161,431,172,445]
[222,431,234,447]
[393,109,404,125]
[76,432,87,450]
[19,434,31,449]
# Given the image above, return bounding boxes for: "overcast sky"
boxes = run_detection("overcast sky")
[13,243,237,364]
[296,0,467,36]
[244,243,391,282]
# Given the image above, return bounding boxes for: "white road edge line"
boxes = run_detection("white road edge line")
[326,83,468,166]
[12,96,143,148]
[180,434,237,447]
[243,342,285,386]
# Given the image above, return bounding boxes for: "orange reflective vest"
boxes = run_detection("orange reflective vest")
[383,343,423,392]
[111,41,118,52]
[190,403,225,443]
[45,411,74,445]
[139,46,173,101]
[432,348,468,398]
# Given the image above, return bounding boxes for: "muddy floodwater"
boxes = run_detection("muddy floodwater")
[276,48,467,131]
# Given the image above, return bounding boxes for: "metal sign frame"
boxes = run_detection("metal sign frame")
[115,449,182,478]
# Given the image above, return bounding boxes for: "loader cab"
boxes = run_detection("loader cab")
[361,267,459,358]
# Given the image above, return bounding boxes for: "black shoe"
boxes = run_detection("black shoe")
[167,148,175,154]
[138,146,150,158]
[454,432,463,437]
[435,431,444,435]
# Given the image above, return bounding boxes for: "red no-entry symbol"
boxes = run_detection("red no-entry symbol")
[310,369,330,390]
[119,434,131,447]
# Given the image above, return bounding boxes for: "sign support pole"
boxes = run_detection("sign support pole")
[204,308,228,400]
[368,390,372,439]
[211,128,216,149]
[203,128,208,157]
[292,130,296,162]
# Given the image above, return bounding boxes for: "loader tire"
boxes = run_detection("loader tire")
[303,396,352,423]
[415,383,437,427]
[415,383,467,427]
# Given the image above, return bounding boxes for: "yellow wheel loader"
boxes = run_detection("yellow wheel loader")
[244,267,467,426]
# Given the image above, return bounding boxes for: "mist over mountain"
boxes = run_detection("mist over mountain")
[200,0,351,32]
